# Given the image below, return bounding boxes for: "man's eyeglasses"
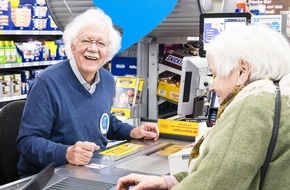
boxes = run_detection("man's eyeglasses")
[77,37,109,49]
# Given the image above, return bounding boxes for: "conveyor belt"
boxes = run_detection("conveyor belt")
[45,176,115,190]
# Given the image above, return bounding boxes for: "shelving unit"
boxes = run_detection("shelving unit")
[143,39,189,120]
[0,30,63,108]
[0,59,60,102]
[0,30,62,35]
[0,59,60,69]
[0,94,26,103]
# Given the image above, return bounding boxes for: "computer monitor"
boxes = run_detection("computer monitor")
[199,12,251,57]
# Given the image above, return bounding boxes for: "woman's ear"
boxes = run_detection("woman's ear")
[237,60,251,85]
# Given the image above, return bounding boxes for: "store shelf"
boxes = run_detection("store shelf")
[159,63,181,76]
[0,60,61,69]
[0,30,63,35]
[0,94,27,103]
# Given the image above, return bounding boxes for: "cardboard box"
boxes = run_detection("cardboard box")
[157,81,180,103]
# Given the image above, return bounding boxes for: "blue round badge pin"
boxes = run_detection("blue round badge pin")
[100,113,110,134]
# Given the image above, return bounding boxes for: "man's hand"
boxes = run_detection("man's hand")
[66,141,100,165]
[130,123,159,141]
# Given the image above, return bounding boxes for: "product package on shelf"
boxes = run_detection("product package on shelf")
[0,40,21,64]
[111,77,144,119]
[10,73,21,96]
[0,0,60,31]
[18,69,31,95]
[0,68,43,98]
[11,4,32,30]
[15,41,42,62]
[15,40,63,62]
[32,4,47,18]
[20,0,46,6]
[157,74,180,103]
[0,0,12,30]
[31,4,48,30]
[47,12,60,31]
[43,41,57,60]
[162,50,185,70]
[0,41,6,64]
[161,43,199,70]
[17,68,43,95]
[0,74,11,98]
[55,39,67,60]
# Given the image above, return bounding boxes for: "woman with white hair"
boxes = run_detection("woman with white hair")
[117,24,290,190]
[17,8,159,178]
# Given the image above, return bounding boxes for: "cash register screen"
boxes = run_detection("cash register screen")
[199,12,251,57]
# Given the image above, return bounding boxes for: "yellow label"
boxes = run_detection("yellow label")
[137,78,144,91]
[158,119,198,137]
[100,143,144,156]
[111,107,131,118]
[135,78,144,104]
[115,77,137,88]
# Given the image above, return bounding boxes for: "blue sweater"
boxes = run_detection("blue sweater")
[17,60,134,177]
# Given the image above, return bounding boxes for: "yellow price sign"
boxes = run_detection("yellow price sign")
[158,119,199,136]
[100,143,144,156]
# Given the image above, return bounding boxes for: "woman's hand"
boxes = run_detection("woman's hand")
[116,173,167,190]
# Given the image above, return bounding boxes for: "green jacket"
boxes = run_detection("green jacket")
[173,78,290,190]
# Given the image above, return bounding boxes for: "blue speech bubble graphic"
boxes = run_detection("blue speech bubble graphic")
[93,0,178,53]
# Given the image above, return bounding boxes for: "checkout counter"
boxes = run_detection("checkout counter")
[0,137,198,190]
[0,121,210,190]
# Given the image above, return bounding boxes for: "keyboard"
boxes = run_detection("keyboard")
[44,176,115,190]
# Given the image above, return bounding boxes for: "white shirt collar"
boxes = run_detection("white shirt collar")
[69,59,100,94]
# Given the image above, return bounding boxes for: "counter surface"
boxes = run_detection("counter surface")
[0,138,191,190]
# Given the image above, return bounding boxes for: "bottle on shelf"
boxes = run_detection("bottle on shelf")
[10,40,17,63]
[0,41,6,64]
[4,40,11,63]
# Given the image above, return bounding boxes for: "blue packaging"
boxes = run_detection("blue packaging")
[0,0,12,30]
[111,57,137,76]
